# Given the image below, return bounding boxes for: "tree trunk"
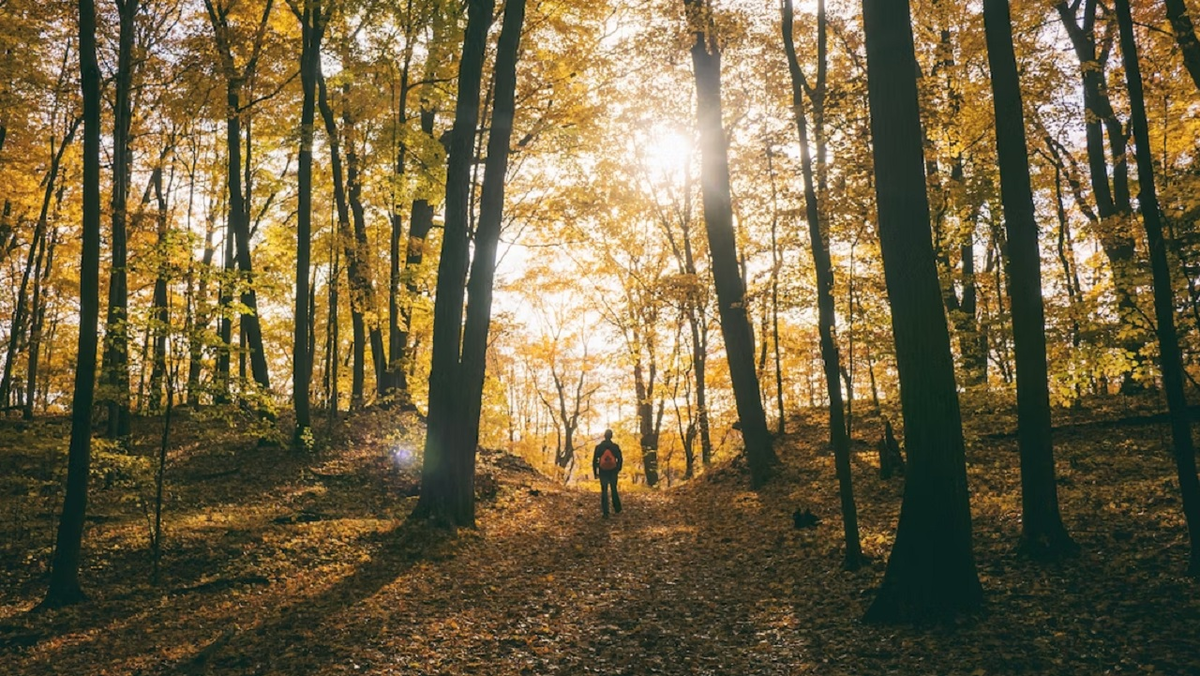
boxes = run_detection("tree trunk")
[343,98,389,397]
[205,0,276,398]
[445,0,526,524]
[293,0,324,445]
[1165,0,1200,95]
[147,163,171,413]
[314,72,369,409]
[414,0,496,526]
[101,0,138,440]
[983,0,1077,558]
[42,0,102,607]
[684,0,776,486]
[25,229,58,420]
[782,0,861,570]
[860,0,981,623]
[391,8,450,412]
[1116,0,1200,576]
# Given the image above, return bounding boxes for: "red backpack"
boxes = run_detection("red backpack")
[598,447,618,471]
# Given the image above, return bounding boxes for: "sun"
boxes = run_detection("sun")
[639,128,694,178]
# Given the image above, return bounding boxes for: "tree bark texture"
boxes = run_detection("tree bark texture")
[1115,0,1200,576]
[293,0,326,444]
[982,0,1076,558]
[860,0,981,623]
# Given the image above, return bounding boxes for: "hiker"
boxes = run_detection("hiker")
[593,429,624,517]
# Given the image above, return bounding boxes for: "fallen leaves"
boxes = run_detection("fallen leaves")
[1,400,1199,674]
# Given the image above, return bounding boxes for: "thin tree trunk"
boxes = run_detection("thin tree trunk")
[860,0,981,623]
[205,0,275,397]
[1116,0,1200,576]
[768,149,785,436]
[684,0,776,486]
[1056,0,1143,390]
[42,0,102,607]
[292,0,325,445]
[783,0,861,569]
[983,0,1077,558]
[148,162,171,412]
[101,0,139,440]
[25,229,58,420]
[343,97,389,396]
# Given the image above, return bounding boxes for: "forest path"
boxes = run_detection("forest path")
[308,478,821,675]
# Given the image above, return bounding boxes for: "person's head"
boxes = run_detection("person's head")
[604,429,613,440]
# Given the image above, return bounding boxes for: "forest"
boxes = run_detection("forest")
[2,0,1200,672]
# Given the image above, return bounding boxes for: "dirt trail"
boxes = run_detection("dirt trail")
[209,483,813,676]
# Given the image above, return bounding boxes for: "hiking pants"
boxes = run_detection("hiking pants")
[599,470,621,515]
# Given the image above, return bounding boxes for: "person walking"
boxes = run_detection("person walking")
[593,429,624,517]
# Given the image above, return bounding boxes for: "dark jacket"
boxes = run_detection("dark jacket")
[593,439,624,475]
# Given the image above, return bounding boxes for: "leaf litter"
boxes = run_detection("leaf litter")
[0,399,1198,674]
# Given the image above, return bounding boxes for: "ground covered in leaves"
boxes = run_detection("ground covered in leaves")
[2,396,1199,675]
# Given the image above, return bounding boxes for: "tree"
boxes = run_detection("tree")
[1165,0,1200,92]
[290,0,329,445]
[204,0,275,398]
[1115,0,1200,576]
[860,0,981,623]
[42,0,103,607]
[683,0,776,487]
[98,0,141,439]
[982,0,1077,559]
[1055,0,1144,391]
[415,0,526,526]
[781,0,861,570]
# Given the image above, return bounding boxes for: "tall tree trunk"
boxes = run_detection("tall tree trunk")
[983,0,1077,558]
[782,0,861,570]
[385,12,420,399]
[323,227,341,418]
[450,0,527,524]
[684,0,776,486]
[764,143,786,435]
[1165,0,1200,94]
[147,162,171,412]
[414,0,496,526]
[102,0,139,439]
[315,73,372,409]
[292,0,324,445]
[42,0,102,607]
[205,0,275,397]
[25,229,58,420]
[1116,0,1200,576]
[343,98,389,396]
[860,0,981,623]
